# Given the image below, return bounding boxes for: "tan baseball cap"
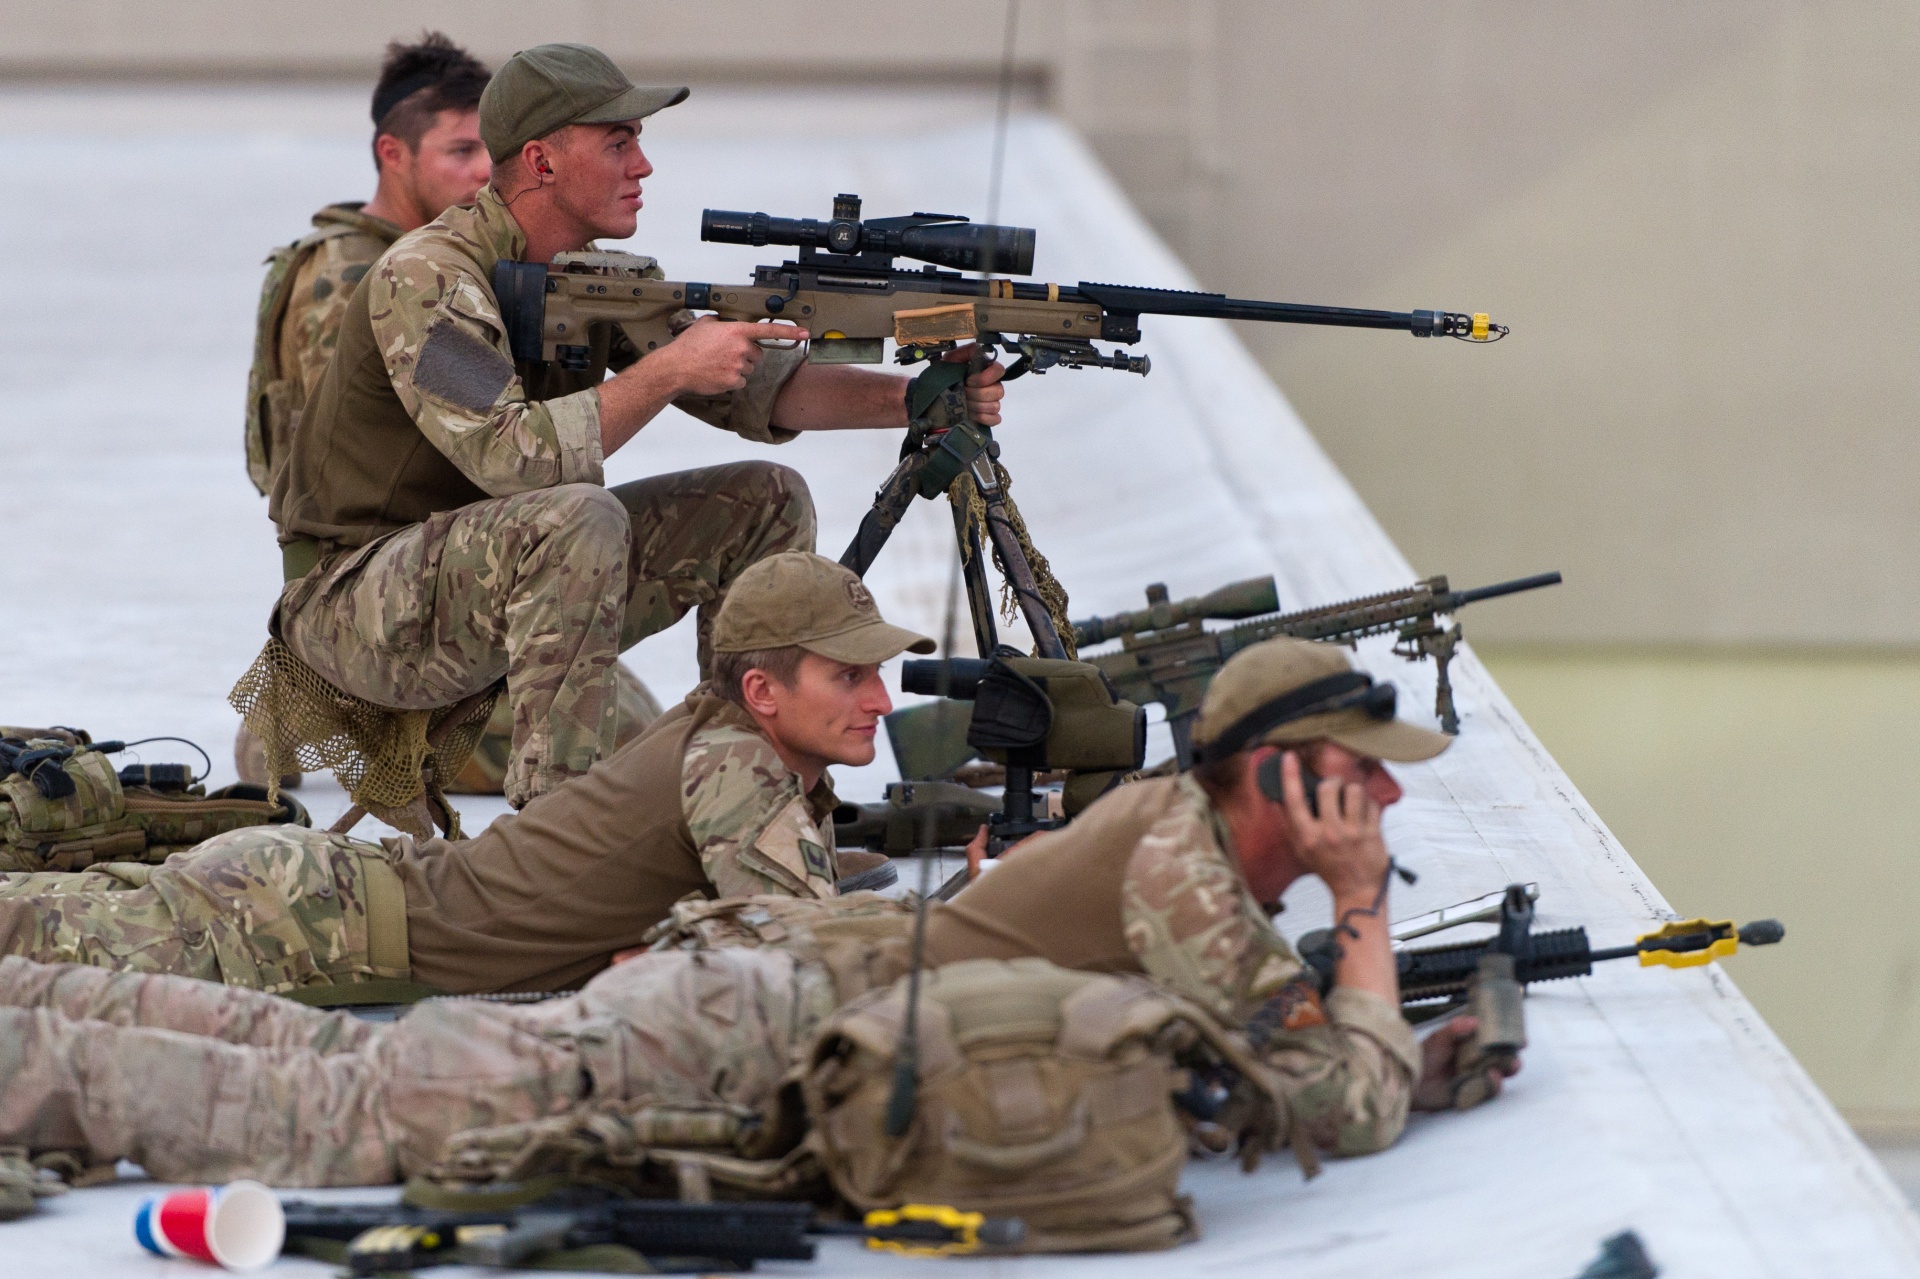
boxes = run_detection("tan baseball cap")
[714,552,937,664]
[1191,637,1451,764]
[479,43,688,163]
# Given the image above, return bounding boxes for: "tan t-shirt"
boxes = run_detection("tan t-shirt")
[395,690,837,994]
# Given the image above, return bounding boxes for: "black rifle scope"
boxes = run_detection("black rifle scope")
[703,193,1036,276]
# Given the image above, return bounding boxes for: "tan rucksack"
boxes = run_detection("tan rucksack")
[802,957,1290,1253]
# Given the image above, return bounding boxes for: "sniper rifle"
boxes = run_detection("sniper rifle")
[1074,570,1563,756]
[492,193,1507,663]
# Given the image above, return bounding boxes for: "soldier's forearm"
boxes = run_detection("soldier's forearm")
[769,364,908,432]
[597,359,689,454]
[1328,886,1399,1005]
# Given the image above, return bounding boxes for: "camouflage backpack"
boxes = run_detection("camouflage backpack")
[0,728,308,872]
[801,958,1291,1253]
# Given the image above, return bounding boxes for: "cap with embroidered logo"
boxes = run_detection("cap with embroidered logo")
[714,552,937,664]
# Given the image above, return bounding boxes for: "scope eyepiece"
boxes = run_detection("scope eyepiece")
[900,658,990,700]
[703,196,1037,276]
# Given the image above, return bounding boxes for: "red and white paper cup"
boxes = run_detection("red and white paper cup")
[133,1180,285,1272]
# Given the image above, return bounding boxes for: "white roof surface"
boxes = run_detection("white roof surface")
[2,84,1916,1278]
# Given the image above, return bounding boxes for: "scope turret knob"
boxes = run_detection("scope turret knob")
[828,221,859,254]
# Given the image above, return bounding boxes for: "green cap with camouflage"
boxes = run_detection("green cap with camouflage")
[479,43,688,163]
[1191,637,1451,764]
[714,552,937,665]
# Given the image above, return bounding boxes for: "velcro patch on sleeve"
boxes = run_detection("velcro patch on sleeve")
[414,320,515,411]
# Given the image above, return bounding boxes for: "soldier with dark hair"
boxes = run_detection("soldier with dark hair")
[244,32,493,495]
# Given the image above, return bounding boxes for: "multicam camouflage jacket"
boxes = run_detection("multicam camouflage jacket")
[1116,776,1420,1154]
[680,698,841,901]
[270,184,807,549]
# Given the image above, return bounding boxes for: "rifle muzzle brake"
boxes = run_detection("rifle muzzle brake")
[1412,310,1509,342]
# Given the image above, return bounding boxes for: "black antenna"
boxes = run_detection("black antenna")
[882,0,1021,1141]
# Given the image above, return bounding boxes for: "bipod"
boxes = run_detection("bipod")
[838,349,1069,662]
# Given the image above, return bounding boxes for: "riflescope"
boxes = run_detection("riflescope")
[702,193,1036,276]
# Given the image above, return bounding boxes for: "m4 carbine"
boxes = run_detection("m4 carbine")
[1074,570,1563,758]
[492,193,1507,666]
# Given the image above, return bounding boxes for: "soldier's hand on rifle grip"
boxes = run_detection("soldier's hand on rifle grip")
[1275,749,1387,901]
[1410,1016,1523,1112]
[662,316,811,395]
[942,345,1007,427]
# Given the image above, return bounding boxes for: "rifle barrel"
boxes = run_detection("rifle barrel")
[1071,282,1489,337]
[1450,572,1564,608]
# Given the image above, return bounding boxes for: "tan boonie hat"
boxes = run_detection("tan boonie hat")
[714,552,937,664]
[1191,637,1450,764]
[479,43,689,162]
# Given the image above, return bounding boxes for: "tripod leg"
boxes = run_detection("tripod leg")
[953,501,1000,657]
[839,453,926,577]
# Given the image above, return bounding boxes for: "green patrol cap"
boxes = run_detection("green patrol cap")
[714,552,937,665]
[479,43,688,162]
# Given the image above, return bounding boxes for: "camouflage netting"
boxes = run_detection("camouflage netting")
[228,638,499,815]
[951,459,1077,659]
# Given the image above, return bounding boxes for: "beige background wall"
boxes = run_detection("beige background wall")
[6,2,1916,1120]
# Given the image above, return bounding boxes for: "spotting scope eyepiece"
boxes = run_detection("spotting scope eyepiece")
[702,193,1037,276]
[900,658,992,700]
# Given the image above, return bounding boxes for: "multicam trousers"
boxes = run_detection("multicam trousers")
[0,947,832,1186]
[0,827,401,992]
[279,463,815,807]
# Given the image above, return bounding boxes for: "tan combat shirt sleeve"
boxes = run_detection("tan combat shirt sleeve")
[682,721,840,900]
[369,245,604,499]
[1118,776,1419,1156]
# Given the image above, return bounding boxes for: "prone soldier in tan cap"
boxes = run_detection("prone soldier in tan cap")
[0,554,932,996]
[267,42,1008,810]
[925,636,1523,1150]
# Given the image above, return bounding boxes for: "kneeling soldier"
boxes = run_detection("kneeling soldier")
[0,553,931,996]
